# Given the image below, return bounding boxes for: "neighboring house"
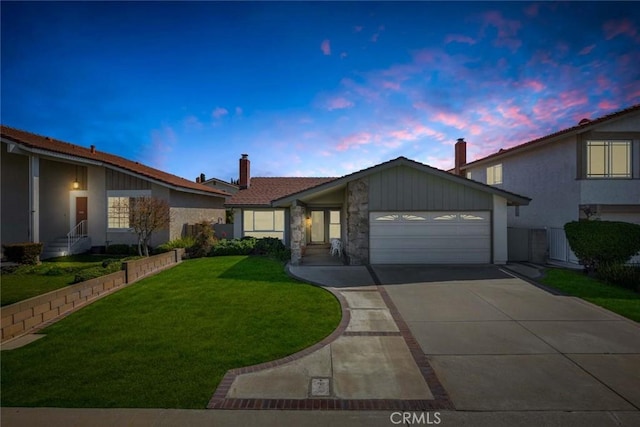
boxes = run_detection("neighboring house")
[1,126,230,258]
[226,154,530,265]
[454,104,640,264]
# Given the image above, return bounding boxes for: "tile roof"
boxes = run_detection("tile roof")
[226,177,337,206]
[462,103,640,168]
[1,125,229,197]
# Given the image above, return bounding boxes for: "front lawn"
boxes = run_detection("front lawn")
[1,254,132,306]
[541,268,640,322]
[1,256,341,408]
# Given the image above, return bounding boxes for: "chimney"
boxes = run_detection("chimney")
[90,145,96,154]
[196,177,201,183]
[239,154,250,189]
[200,173,206,183]
[454,138,467,176]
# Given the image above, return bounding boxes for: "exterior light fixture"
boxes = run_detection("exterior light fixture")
[73,165,80,189]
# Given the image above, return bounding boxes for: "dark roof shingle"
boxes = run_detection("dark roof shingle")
[226,177,336,206]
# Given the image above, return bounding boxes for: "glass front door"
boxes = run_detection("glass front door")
[311,211,325,243]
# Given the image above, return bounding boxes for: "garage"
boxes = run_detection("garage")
[370,211,491,264]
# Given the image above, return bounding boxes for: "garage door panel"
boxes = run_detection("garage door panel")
[370,211,491,264]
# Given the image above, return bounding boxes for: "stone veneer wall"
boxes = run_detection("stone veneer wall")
[289,202,307,265]
[1,249,184,342]
[346,178,369,265]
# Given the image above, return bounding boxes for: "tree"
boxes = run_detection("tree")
[128,197,171,256]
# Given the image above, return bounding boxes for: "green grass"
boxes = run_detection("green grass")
[0,254,128,306]
[1,256,341,408]
[541,268,640,322]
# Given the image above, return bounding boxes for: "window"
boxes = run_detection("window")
[587,140,631,178]
[243,209,285,239]
[486,164,502,185]
[108,197,131,229]
[329,210,341,239]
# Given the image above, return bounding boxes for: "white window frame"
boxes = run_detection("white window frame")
[243,209,285,239]
[487,164,502,185]
[586,140,632,178]
[107,190,151,231]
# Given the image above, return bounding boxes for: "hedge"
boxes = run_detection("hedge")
[564,220,640,272]
[2,243,44,265]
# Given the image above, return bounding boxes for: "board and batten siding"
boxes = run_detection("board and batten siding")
[368,165,493,211]
[106,169,152,191]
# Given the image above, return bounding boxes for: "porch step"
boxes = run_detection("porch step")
[41,236,90,260]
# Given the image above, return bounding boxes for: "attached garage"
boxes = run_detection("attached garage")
[370,211,491,264]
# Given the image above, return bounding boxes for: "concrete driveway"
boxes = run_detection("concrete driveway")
[379,266,640,412]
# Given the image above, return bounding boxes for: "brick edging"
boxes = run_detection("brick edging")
[207,287,351,408]
[207,268,455,411]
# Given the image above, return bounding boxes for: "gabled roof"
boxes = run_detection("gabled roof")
[1,125,229,197]
[226,177,337,207]
[461,103,640,169]
[273,156,531,206]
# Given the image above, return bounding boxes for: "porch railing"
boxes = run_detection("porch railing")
[67,220,87,254]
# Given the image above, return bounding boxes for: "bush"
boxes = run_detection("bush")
[253,237,285,255]
[564,221,640,272]
[2,243,44,265]
[155,237,196,254]
[597,263,640,291]
[72,262,124,284]
[106,244,136,255]
[211,238,256,256]
[190,221,215,258]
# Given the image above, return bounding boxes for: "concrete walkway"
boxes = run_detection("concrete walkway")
[4,263,640,426]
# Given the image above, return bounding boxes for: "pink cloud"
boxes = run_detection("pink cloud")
[326,96,354,111]
[340,52,348,59]
[603,18,638,40]
[212,107,228,119]
[336,132,373,151]
[183,115,203,130]
[321,39,331,55]
[524,3,539,17]
[522,79,545,92]
[435,112,467,129]
[340,78,380,102]
[579,44,596,55]
[498,105,532,127]
[235,106,243,116]
[381,81,401,90]
[483,11,522,51]
[598,100,619,110]
[444,34,477,45]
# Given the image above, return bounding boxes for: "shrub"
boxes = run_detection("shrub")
[597,263,640,291]
[211,238,256,256]
[253,237,285,255]
[106,244,136,255]
[2,243,44,265]
[155,236,196,254]
[564,221,640,272]
[72,262,123,284]
[190,221,215,258]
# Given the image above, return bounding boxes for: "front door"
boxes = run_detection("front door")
[311,210,325,243]
[76,197,88,225]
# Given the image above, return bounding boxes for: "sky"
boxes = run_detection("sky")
[2,1,640,182]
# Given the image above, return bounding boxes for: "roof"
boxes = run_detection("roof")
[226,177,337,207]
[1,125,229,197]
[273,156,531,207]
[461,103,640,169]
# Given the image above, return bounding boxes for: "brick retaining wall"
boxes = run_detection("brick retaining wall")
[1,249,184,342]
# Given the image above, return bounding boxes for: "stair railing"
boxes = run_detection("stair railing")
[67,220,87,254]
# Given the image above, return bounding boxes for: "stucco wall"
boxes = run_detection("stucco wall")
[39,159,76,243]
[492,195,508,264]
[468,136,580,229]
[168,189,226,240]
[1,144,29,244]
[87,166,107,246]
[346,178,369,265]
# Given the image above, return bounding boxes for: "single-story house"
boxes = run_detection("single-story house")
[1,125,230,258]
[226,154,531,265]
[452,103,640,264]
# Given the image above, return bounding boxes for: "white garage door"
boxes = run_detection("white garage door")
[370,211,491,264]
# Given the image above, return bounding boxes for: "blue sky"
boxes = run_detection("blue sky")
[2,1,639,182]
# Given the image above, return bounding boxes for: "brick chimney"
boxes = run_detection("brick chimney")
[200,173,206,183]
[454,138,467,176]
[239,154,250,189]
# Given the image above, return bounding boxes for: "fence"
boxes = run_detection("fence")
[547,228,579,264]
[1,249,184,343]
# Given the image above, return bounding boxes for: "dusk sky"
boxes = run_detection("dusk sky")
[2,1,639,182]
